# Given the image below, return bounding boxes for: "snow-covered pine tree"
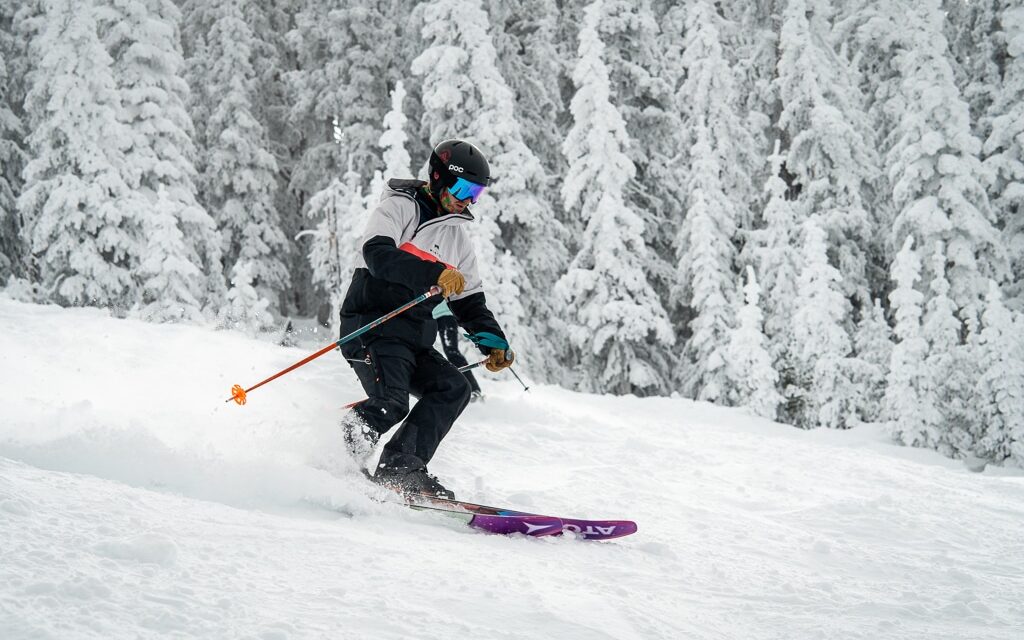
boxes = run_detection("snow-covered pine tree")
[253,4,318,321]
[219,260,274,336]
[103,0,224,321]
[840,0,901,300]
[305,168,365,336]
[598,1,683,321]
[364,170,385,219]
[673,0,758,401]
[943,0,1005,140]
[339,167,365,290]
[775,0,880,303]
[0,111,21,281]
[181,0,287,169]
[921,241,976,456]
[592,0,668,149]
[308,81,411,333]
[18,0,141,311]
[286,0,404,197]
[0,0,27,283]
[975,280,1024,465]
[718,1,775,162]
[486,0,565,179]
[596,0,683,246]
[555,0,674,394]
[726,266,782,419]
[884,236,942,448]
[335,0,415,178]
[791,217,857,429]
[486,1,580,372]
[851,298,892,423]
[282,1,366,320]
[983,4,1024,304]
[308,178,346,334]
[379,80,412,180]
[190,0,289,314]
[413,0,566,368]
[869,0,1006,321]
[178,1,218,158]
[136,187,203,323]
[361,79,412,255]
[692,1,765,232]
[749,141,803,419]
[674,153,734,401]
[239,1,287,153]
[353,80,415,235]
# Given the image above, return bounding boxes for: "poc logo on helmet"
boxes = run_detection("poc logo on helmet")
[448,164,464,173]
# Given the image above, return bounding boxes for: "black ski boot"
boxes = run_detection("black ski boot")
[374,466,455,499]
[342,414,380,463]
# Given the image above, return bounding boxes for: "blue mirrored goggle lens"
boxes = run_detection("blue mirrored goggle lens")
[448,177,486,203]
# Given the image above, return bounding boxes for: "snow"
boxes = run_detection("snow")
[1,297,1023,639]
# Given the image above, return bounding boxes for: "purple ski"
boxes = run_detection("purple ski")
[406,494,637,541]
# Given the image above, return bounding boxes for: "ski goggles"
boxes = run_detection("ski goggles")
[448,177,487,203]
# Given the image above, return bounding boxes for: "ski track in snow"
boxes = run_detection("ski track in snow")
[1,298,1022,639]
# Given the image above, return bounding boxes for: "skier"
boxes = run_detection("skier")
[338,139,514,499]
[433,299,484,402]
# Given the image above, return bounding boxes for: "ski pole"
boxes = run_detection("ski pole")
[227,286,442,405]
[509,366,530,392]
[341,357,490,410]
[487,349,529,391]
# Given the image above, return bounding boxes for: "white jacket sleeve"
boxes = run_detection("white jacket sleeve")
[449,229,483,301]
[359,197,416,250]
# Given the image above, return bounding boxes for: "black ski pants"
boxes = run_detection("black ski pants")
[436,315,481,393]
[342,336,471,474]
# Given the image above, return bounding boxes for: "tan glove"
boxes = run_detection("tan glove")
[485,348,515,373]
[437,268,465,297]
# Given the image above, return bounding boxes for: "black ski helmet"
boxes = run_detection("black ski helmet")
[428,139,491,197]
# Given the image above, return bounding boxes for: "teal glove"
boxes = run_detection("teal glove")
[464,331,509,350]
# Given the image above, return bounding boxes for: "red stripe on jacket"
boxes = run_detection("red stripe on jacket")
[399,242,456,270]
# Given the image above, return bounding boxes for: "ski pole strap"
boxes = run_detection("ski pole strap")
[464,331,509,350]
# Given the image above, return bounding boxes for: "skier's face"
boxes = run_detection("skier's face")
[440,187,471,214]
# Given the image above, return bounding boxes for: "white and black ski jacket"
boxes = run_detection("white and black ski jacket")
[339,179,506,350]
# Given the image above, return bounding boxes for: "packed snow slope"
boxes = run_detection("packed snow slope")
[1,298,1023,640]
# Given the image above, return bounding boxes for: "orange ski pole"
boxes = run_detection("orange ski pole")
[227,286,442,405]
